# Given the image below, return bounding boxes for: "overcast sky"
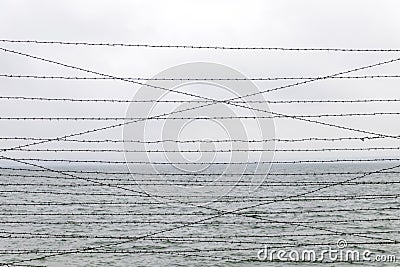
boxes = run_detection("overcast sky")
[0,0,400,166]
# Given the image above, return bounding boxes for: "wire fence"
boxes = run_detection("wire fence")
[0,40,399,266]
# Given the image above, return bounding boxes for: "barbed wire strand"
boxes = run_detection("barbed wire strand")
[0,135,393,143]
[0,240,397,256]
[0,207,397,217]
[8,146,400,153]
[0,190,398,201]
[3,95,400,104]
[1,229,398,240]
[2,112,400,120]
[1,194,398,206]
[2,74,400,81]
[1,217,399,225]
[1,39,400,52]
[1,179,399,187]
[4,157,399,164]
[2,166,400,176]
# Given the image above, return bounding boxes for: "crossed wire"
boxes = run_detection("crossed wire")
[0,45,399,265]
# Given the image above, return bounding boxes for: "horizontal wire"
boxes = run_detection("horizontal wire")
[10,146,400,153]
[0,249,237,265]
[2,74,400,81]
[1,230,398,240]
[0,206,397,216]
[1,190,398,200]
[0,241,397,256]
[3,95,400,104]
[1,194,398,205]
[0,236,391,246]
[5,157,400,164]
[2,39,400,52]
[2,172,399,187]
[0,217,399,225]
[3,166,400,176]
[1,180,399,187]
[0,135,391,143]
[0,237,397,248]
[2,112,400,120]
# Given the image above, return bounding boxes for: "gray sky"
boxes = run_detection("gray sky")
[0,0,400,165]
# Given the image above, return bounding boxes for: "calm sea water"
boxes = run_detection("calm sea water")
[0,163,398,266]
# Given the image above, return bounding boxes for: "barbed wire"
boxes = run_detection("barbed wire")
[10,146,400,153]
[0,206,397,217]
[2,166,400,176]
[2,159,391,265]
[7,155,379,253]
[0,156,395,261]
[3,73,400,82]
[2,74,400,81]
[0,237,397,248]
[2,157,396,223]
[3,95,400,104]
[1,194,398,206]
[0,156,150,199]
[2,46,400,155]
[0,44,400,266]
[0,135,394,143]
[0,236,396,247]
[0,154,397,259]
[1,180,399,187]
[2,112,400,120]
[0,240,397,257]
[1,229,398,240]
[2,39,400,52]
[1,245,398,266]
[0,217,399,225]
[1,189,398,201]
[5,157,399,164]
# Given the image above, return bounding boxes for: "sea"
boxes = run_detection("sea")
[0,163,398,266]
